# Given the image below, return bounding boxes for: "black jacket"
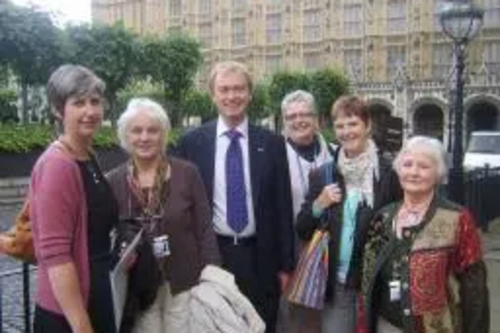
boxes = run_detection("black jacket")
[295,151,402,302]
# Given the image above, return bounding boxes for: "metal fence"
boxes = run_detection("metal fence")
[465,166,500,231]
[0,264,35,333]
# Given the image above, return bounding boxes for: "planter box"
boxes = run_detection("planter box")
[94,146,128,172]
[0,149,44,178]
[0,146,128,178]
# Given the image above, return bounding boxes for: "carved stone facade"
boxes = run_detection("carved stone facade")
[354,62,500,146]
[91,0,500,141]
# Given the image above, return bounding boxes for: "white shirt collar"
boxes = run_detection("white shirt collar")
[216,116,249,138]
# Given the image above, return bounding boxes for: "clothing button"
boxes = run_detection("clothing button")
[402,282,409,290]
[404,308,411,316]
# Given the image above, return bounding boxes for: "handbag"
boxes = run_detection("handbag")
[287,162,335,310]
[0,141,75,265]
[287,228,330,310]
[0,199,36,264]
[114,217,163,333]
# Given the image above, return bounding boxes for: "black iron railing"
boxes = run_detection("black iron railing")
[0,263,35,333]
[464,166,500,231]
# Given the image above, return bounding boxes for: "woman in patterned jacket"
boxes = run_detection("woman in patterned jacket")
[361,136,489,333]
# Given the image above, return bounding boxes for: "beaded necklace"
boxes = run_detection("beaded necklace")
[126,157,170,234]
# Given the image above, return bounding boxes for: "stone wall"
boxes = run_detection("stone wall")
[0,177,29,205]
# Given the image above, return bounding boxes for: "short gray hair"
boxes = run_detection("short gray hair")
[47,64,105,116]
[117,98,171,154]
[281,90,316,119]
[393,136,447,183]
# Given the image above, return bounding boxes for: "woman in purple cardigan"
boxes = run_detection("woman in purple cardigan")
[30,65,118,333]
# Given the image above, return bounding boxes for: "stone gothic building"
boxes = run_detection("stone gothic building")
[91,0,500,143]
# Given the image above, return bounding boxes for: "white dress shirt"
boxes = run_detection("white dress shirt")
[212,116,256,237]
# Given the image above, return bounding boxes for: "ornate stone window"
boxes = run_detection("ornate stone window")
[266,13,282,44]
[232,18,246,46]
[344,4,362,37]
[387,0,406,33]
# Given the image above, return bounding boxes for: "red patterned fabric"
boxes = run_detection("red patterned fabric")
[453,209,483,274]
[410,251,449,315]
[356,294,369,333]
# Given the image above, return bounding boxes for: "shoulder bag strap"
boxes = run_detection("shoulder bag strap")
[320,162,336,228]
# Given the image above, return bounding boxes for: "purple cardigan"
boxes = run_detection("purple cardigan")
[29,144,90,315]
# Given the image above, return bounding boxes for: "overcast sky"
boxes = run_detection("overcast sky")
[12,0,91,25]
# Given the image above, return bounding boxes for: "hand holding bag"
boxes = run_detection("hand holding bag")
[287,162,335,310]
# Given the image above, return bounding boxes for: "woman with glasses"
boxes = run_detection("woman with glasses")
[106,98,220,333]
[280,90,335,333]
[282,90,335,227]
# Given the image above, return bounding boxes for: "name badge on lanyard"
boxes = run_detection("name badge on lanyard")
[389,280,401,302]
[153,235,170,258]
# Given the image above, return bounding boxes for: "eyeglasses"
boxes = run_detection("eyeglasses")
[284,112,315,122]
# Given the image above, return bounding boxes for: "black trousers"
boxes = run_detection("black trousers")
[34,306,71,333]
[217,235,280,333]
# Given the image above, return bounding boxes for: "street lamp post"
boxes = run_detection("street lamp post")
[438,0,484,204]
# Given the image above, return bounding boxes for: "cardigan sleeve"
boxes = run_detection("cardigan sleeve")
[31,155,82,267]
[454,209,490,333]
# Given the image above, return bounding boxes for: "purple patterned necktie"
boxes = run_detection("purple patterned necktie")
[225,129,248,233]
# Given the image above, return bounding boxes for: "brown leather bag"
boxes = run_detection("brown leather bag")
[0,141,81,264]
[0,200,36,264]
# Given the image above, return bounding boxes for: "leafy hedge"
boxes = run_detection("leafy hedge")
[321,127,336,144]
[0,124,52,152]
[0,124,182,153]
[0,124,117,153]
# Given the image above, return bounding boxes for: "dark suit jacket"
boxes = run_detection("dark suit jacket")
[176,120,295,291]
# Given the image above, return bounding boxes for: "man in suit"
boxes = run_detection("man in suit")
[176,61,295,332]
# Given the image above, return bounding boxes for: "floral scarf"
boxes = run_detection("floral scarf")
[337,139,379,207]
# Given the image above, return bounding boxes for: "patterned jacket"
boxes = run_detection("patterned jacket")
[361,195,489,333]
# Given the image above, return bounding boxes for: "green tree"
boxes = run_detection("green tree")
[0,89,18,123]
[0,64,9,87]
[247,82,271,122]
[141,34,203,127]
[310,68,350,124]
[181,89,215,123]
[66,24,140,122]
[117,79,165,114]
[268,71,311,116]
[0,2,66,122]
[268,71,310,132]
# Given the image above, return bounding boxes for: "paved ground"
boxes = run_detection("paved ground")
[0,204,36,333]
[0,204,499,331]
[483,233,500,332]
